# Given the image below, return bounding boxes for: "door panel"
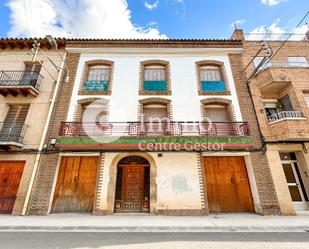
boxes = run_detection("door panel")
[204,156,254,213]
[51,156,98,213]
[282,163,305,202]
[121,166,144,213]
[0,161,25,214]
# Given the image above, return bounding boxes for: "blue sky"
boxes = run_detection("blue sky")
[0,0,308,39]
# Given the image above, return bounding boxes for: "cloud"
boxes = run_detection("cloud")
[7,0,167,39]
[144,1,159,11]
[261,0,286,6]
[247,18,308,40]
[230,19,246,28]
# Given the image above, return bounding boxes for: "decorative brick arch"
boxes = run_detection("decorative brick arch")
[74,97,109,122]
[79,59,114,95]
[200,98,235,121]
[139,60,171,95]
[106,152,157,214]
[138,98,173,121]
[195,60,230,96]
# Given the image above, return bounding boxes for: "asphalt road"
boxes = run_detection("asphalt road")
[1,232,309,249]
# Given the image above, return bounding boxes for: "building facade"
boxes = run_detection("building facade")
[233,29,309,214]
[0,38,66,215]
[26,39,280,216]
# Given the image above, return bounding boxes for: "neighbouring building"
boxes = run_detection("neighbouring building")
[26,38,281,216]
[232,29,309,214]
[0,38,66,215]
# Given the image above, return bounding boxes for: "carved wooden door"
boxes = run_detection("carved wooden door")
[121,166,144,213]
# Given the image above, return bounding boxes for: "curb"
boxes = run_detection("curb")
[0,226,308,232]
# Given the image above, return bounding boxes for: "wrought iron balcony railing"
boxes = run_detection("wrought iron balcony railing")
[0,70,43,90]
[268,111,304,123]
[59,121,250,137]
[260,61,309,70]
[0,122,28,144]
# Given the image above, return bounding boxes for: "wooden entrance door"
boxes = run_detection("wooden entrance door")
[0,161,25,214]
[51,156,98,213]
[121,166,144,213]
[204,156,254,213]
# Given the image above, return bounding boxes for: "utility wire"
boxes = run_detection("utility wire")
[270,10,309,61]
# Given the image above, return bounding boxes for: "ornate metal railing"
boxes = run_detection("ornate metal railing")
[58,121,250,137]
[260,61,309,70]
[268,111,304,123]
[0,70,43,91]
[0,122,29,144]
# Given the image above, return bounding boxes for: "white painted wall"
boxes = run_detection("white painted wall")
[101,152,202,211]
[66,48,243,123]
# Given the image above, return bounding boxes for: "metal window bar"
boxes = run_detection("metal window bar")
[0,122,29,143]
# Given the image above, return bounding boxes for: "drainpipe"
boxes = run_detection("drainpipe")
[21,52,67,216]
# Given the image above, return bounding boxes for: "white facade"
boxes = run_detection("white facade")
[66,48,243,123]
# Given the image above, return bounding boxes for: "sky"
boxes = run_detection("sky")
[0,0,308,39]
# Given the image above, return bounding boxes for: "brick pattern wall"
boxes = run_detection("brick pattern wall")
[229,53,280,214]
[27,53,81,215]
[242,40,309,142]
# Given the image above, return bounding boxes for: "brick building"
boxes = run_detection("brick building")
[0,38,66,215]
[25,38,281,216]
[232,29,309,214]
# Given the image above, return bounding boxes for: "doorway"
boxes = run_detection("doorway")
[280,152,309,210]
[114,156,150,213]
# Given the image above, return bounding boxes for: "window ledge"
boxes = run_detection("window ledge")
[78,90,111,95]
[139,90,171,96]
[198,90,231,96]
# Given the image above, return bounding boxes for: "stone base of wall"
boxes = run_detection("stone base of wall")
[156,209,208,216]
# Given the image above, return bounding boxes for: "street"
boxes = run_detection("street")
[1,232,309,249]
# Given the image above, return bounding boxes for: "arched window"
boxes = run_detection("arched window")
[196,61,229,95]
[80,60,113,95]
[140,60,171,95]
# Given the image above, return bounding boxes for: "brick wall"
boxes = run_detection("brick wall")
[229,53,280,214]
[27,53,81,215]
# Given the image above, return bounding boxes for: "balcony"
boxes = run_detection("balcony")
[266,111,309,141]
[268,111,305,123]
[256,61,309,94]
[56,121,253,150]
[0,70,42,97]
[0,122,28,150]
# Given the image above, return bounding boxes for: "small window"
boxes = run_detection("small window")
[143,65,167,92]
[288,57,309,67]
[204,104,230,122]
[199,66,225,92]
[84,65,110,92]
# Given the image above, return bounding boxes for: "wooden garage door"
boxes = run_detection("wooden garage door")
[51,156,99,213]
[204,156,254,213]
[0,161,25,214]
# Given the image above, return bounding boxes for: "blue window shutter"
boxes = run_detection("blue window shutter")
[84,81,108,92]
[201,81,226,92]
[144,80,167,91]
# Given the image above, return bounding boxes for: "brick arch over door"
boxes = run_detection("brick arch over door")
[195,60,230,95]
[139,60,171,95]
[106,152,157,214]
[79,59,114,95]
[138,98,172,121]
[74,97,109,122]
[200,98,235,122]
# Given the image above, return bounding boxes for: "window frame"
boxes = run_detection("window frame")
[139,60,171,96]
[79,60,114,96]
[196,60,230,96]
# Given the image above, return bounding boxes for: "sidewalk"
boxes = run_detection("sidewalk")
[1,214,309,232]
